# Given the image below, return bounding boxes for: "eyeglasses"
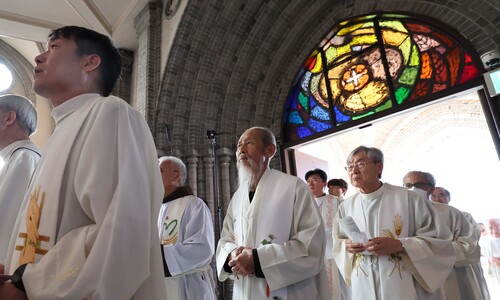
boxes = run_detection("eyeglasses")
[344,161,374,171]
[403,182,432,189]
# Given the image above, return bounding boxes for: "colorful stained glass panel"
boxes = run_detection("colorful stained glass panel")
[283,14,481,143]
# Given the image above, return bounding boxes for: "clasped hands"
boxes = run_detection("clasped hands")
[227,246,254,277]
[345,237,404,256]
[490,257,500,267]
[0,264,28,300]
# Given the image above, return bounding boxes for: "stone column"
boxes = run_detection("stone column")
[186,149,199,196]
[203,150,215,227]
[134,0,162,129]
[217,148,234,218]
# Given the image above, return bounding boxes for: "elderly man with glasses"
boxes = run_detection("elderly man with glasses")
[403,171,490,300]
[332,146,455,300]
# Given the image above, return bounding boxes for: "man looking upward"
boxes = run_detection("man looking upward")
[216,127,328,299]
[0,26,166,299]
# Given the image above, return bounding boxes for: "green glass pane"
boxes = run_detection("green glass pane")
[298,92,309,111]
[375,99,392,112]
[380,20,408,33]
[352,110,374,120]
[408,45,420,67]
[325,47,338,65]
[399,67,418,85]
[399,36,412,65]
[395,86,410,104]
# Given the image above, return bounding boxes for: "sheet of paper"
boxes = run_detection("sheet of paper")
[338,216,371,254]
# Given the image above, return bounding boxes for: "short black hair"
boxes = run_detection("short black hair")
[328,178,348,190]
[49,26,122,97]
[305,168,327,182]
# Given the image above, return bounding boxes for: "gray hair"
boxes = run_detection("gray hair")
[347,145,384,164]
[158,156,187,185]
[347,146,384,178]
[0,94,37,135]
[403,171,436,187]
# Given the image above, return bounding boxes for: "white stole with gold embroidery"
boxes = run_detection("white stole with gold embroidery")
[9,96,100,274]
[350,184,416,299]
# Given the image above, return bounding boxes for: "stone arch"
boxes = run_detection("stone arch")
[156,0,497,157]
[0,40,37,102]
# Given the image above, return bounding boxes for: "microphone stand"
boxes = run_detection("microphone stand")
[208,131,225,299]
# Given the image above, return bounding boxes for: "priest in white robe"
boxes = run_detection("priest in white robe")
[158,156,216,300]
[0,95,40,267]
[0,26,166,300]
[216,127,329,300]
[305,168,347,300]
[332,146,455,300]
[404,172,488,300]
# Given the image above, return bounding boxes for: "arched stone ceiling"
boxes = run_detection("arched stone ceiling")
[156,0,499,157]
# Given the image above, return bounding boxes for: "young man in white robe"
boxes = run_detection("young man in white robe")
[328,178,348,200]
[0,26,166,299]
[332,146,455,300]
[158,156,216,300]
[483,218,500,298]
[305,168,348,300]
[404,172,489,300]
[0,95,41,268]
[216,127,329,300]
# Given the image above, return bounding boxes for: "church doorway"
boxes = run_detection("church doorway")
[292,87,500,223]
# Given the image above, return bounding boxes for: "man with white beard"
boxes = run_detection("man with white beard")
[216,127,328,299]
[403,171,489,300]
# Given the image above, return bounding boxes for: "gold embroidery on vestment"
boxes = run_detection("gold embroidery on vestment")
[16,186,50,264]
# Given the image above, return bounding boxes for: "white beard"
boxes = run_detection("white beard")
[237,161,252,190]
[237,160,264,190]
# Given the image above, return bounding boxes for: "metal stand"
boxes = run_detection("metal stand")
[207,130,225,299]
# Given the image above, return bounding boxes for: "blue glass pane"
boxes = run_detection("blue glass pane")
[290,87,299,110]
[310,95,317,109]
[298,126,313,138]
[311,105,330,121]
[309,119,332,132]
[289,111,303,124]
[334,106,350,123]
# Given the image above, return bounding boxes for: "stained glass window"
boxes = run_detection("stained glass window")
[283,14,481,143]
